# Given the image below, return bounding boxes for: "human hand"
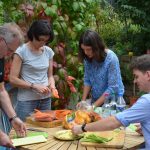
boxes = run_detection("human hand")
[76,101,92,111]
[51,88,59,98]
[33,84,51,95]
[76,101,85,110]
[0,130,15,148]
[11,117,27,138]
[71,125,83,135]
[135,124,143,136]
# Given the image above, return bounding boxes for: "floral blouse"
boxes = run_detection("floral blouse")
[84,49,124,103]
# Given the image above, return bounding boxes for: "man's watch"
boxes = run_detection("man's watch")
[81,123,87,132]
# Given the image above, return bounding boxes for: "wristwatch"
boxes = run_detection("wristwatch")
[9,115,18,122]
[81,123,87,132]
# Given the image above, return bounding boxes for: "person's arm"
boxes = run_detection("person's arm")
[48,59,56,89]
[93,94,105,107]
[105,54,124,95]
[0,129,15,148]
[82,61,91,101]
[85,116,121,131]
[0,82,16,118]
[10,54,50,94]
[76,61,91,108]
[9,54,32,89]
[82,85,91,101]
[0,83,26,137]
[93,54,124,107]
[72,116,122,134]
[48,59,59,97]
[135,124,143,135]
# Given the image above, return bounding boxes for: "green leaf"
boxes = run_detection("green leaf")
[52,0,57,4]
[79,2,86,8]
[54,30,58,36]
[51,4,58,11]
[72,21,78,25]
[72,2,79,11]
[44,6,57,17]
[46,0,52,3]
[60,22,67,32]
[74,24,83,31]
[58,16,65,21]
[41,2,48,9]
[85,0,93,3]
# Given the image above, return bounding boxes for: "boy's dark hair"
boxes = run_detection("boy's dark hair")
[78,29,106,62]
[27,20,54,43]
[130,54,150,72]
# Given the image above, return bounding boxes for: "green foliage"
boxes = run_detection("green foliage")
[0,0,24,22]
[0,1,4,24]
[120,62,133,86]
[1,0,149,108]
[114,0,150,54]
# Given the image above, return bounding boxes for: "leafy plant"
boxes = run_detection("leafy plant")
[2,0,148,109]
[113,0,150,54]
[120,63,133,86]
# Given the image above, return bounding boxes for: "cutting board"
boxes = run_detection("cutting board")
[81,129,125,149]
[26,116,62,128]
[12,135,47,147]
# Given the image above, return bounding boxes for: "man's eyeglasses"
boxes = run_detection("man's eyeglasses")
[0,37,14,52]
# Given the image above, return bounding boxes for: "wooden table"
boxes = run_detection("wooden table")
[10,123,144,150]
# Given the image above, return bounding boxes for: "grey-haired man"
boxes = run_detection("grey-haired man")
[0,23,26,148]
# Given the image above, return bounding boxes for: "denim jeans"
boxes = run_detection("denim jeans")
[0,111,12,150]
[15,98,51,121]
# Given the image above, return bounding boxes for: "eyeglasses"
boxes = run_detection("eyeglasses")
[36,36,50,44]
[0,37,14,52]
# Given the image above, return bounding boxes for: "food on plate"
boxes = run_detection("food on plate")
[55,109,72,120]
[54,130,113,143]
[62,110,101,129]
[33,109,55,122]
[32,109,100,125]
[32,109,72,122]
[54,130,83,140]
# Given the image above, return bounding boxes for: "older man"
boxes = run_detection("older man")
[0,23,26,148]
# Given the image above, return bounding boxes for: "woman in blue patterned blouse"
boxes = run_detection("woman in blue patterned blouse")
[78,29,124,107]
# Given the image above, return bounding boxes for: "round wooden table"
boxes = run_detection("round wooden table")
[10,123,144,150]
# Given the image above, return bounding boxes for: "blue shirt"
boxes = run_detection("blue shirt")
[116,94,150,149]
[84,50,124,103]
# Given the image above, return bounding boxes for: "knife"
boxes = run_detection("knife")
[27,128,45,132]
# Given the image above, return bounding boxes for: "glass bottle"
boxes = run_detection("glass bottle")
[102,93,111,118]
[110,92,117,115]
[116,92,126,112]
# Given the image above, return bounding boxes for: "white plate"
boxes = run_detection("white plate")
[54,130,83,141]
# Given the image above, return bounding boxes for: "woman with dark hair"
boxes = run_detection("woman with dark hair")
[78,29,124,107]
[9,20,58,121]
